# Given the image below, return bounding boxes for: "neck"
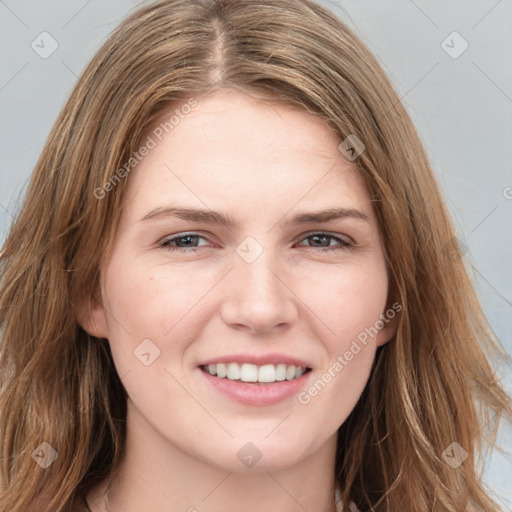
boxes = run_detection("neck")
[86,401,340,512]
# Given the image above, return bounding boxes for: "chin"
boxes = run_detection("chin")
[191,433,317,473]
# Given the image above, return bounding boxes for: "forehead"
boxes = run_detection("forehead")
[122,89,372,221]
[145,89,342,158]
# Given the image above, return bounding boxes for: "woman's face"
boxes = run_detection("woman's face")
[84,88,396,473]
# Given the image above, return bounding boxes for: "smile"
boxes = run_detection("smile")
[200,362,311,384]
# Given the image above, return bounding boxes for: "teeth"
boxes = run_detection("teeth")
[275,363,287,381]
[286,365,296,380]
[203,362,309,383]
[216,363,227,378]
[258,364,275,383]
[240,363,258,382]
[227,362,240,380]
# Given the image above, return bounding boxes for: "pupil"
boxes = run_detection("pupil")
[180,235,195,246]
[313,235,328,247]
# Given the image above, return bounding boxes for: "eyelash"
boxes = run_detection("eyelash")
[158,232,354,253]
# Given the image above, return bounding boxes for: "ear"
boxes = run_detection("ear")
[76,289,109,339]
[375,299,401,347]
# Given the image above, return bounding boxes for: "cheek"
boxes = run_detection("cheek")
[103,258,210,337]
[99,254,228,389]
[311,256,389,348]
[303,257,387,405]
[98,258,209,412]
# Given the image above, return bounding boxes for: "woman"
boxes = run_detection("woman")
[0,0,510,511]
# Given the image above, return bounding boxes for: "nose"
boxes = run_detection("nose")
[219,246,298,334]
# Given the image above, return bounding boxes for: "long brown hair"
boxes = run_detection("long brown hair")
[1,1,510,510]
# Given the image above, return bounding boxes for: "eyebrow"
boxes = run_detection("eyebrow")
[139,206,370,226]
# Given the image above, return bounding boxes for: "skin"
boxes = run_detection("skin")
[80,88,397,512]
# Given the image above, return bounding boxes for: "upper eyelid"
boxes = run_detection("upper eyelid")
[159,231,353,246]
[294,231,352,246]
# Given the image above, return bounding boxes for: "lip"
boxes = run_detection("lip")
[197,352,312,368]
[198,366,312,406]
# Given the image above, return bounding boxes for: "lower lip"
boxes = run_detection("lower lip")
[198,368,312,406]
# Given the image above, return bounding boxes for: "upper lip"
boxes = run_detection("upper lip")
[197,352,312,368]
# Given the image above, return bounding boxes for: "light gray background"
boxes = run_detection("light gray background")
[0,0,510,507]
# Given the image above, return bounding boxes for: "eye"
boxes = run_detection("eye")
[296,232,353,252]
[158,231,354,253]
[159,233,210,252]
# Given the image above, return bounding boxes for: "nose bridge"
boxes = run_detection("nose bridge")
[234,236,284,302]
[220,235,297,331]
